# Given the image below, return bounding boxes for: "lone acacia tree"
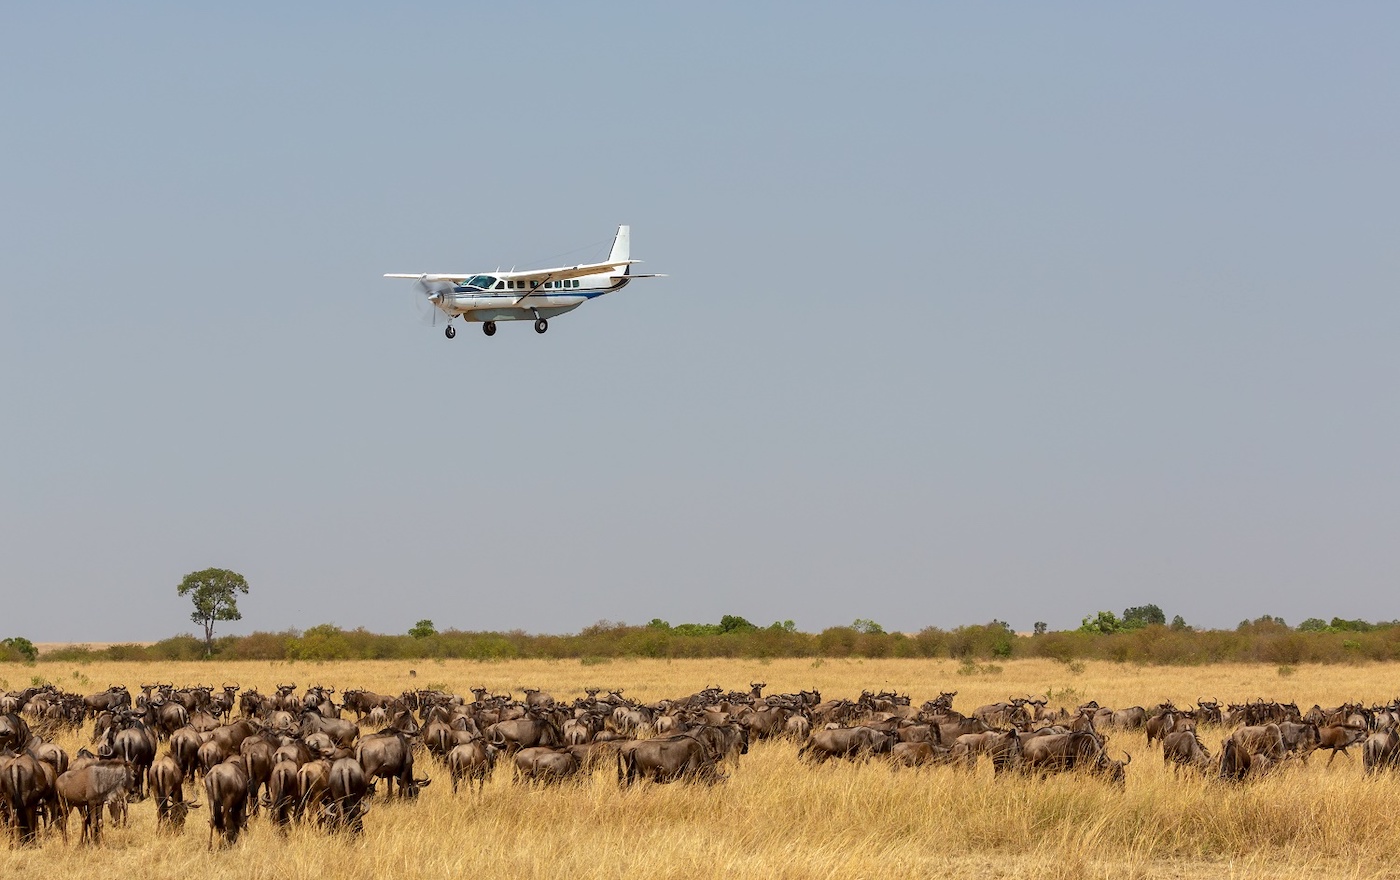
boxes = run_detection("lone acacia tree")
[177,568,249,656]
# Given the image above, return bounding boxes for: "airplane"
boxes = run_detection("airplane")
[385,225,664,338]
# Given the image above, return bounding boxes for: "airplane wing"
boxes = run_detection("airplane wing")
[384,273,473,281]
[385,260,640,285]
[504,260,640,283]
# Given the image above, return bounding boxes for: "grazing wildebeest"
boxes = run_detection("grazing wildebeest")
[54,759,136,845]
[301,709,358,750]
[97,718,157,800]
[1218,738,1252,782]
[296,759,332,825]
[1363,727,1400,775]
[203,756,250,848]
[446,740,498,794]
[3,752,53,844]
[324,758,370,834]
[148,755,199,833]
[486,714,563,755]
[265,759,300,828]
[797,727,894,764]
[1019,731,1104,776]
[618,736,721,785]
[1162,729,1212,775]
[356,730,430,799]
[514,747,582,784]
[955,729,1023,776]
[1227,724,1286,762]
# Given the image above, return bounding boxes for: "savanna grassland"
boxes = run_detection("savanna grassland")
[4,657,1400,879]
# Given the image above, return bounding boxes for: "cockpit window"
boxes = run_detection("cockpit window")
[465,275,497,289]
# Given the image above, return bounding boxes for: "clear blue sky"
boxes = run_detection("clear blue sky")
[3,4,1397,640]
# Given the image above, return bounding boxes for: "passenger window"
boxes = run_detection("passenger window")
[573,279,580,288]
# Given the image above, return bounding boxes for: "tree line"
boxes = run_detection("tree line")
[11,613,1400,665]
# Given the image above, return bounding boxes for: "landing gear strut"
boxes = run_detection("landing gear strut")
[534,318,548,334]
[482,321,497,337]
[444,325,456,339]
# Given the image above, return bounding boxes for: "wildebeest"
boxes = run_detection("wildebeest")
[54,758,136,844]
[514,747,583,784]
[1314,724,1369,766]
[618,736,721,785]
[956,729,1023,776]
[1362,726,1400,774]
[356,729,430,799]
[1162,729,1212,775]
[148,755,198,833]
[264,759,300,828]
[797,727,894,764]
[1227,723,1286,761]
[203,756,250,848]
[324,758,370,834]
[446,740,498,794]
[3,752,55,844]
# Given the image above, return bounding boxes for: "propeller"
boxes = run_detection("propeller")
[409,276,452,327]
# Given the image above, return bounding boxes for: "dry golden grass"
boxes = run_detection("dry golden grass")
[3,658,1399,879]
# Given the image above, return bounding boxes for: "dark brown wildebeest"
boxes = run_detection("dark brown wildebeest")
[324,758,370,834]
[523,688,556,710]
[211,684,239,724]
[239,736,276,816]
[3,752,54,844]
[148,755,199,833]
[203,756,249,848]
[208,719,260,756]
[446,740,498,794]
[1019,731,1104,776]
[1363,727,1400,775]
[81,687,130,719]
[1227,724,1286,762]
[486,714,563,755]
[0,713,34,753]
[167,726,210,778]
[97,718,157,800]
[296,758,332,825]
[1218,738,1251,782]
[973,699,1029,729]
[264,759,300,829]
[356,730,430,799]
[1095,706,1148,730]
[1314,723,1369,766]
[513,747,582,784]
[1276,721,1319,761]
[618,736,721,785]
[54,758,136,844]
[1162,729,1212,775]
[197,739,231,779]
[143,699,190,741]
[797,727,894,764]
[301,709,357,749]
[955,729,1022,776]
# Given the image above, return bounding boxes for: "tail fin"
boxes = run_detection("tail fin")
[607,225,630,268]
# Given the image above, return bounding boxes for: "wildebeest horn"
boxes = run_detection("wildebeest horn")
[1122,751,1132,764]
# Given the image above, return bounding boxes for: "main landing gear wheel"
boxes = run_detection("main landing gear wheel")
[444,325,456,339]
[482,321,497,337]
[534,318,549,334]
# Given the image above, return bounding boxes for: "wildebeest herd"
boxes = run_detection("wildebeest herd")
[3,680,1400,848]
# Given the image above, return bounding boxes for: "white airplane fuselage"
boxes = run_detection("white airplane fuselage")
[434,272,631,323]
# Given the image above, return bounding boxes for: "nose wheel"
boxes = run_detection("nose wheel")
[483,321,496,337]
[534,318,548,334]
[444,325,456,339]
